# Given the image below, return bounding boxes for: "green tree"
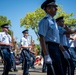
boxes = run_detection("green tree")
[20,6,76,38]
[55,6,76,25]
[20,8,46,38]
[20,5,76,55]
[0,16,12,34]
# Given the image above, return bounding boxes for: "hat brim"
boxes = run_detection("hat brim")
[2,26,9,28]
[22,30,28,34]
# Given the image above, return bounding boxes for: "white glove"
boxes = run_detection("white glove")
[62,51,70,59]
[44,55,52,64]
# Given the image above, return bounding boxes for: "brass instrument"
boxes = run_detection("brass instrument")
[11,31,19,55]
[29,35,35,54]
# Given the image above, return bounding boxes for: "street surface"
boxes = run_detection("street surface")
[0,64,46,75]
[0,60,76,75]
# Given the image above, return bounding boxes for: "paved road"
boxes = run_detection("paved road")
[0,61,76,75]
[0,70,46,75]
[1,66,76,75]
[0,64,46,75]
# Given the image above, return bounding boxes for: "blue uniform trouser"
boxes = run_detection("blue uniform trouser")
[46,42,65,75]
[69,47,76,67]
[22,49,31,75]
[1,48,12,75]
[11,52,16,70]
[63,46,75,75]
[29,52,36,68]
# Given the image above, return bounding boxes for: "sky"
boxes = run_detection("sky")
[0,0,76,44]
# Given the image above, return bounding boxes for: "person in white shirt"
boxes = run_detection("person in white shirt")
[0,24,12,75]
[20,30,32,75]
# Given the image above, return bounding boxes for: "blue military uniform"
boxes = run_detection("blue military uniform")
[0,24,12,75]
[58,26,75,75]
[56,16,75,75]
[38,13,65,75]
[20,30,31,75]
[58,25,69,75]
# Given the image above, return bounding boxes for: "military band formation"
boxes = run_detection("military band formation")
[0,0,76,75]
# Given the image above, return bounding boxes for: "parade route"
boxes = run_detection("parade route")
[0,59,76,75]
[0,64,46,75]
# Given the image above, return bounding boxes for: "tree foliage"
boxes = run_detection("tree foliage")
[0,16,12,34]
[55,6,76,25]
[20,8,46,37]
[20,6,76,38]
